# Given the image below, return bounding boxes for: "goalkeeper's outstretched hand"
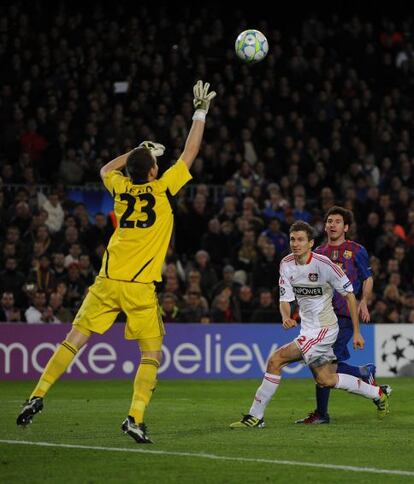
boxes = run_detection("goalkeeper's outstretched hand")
[193,80,216,114]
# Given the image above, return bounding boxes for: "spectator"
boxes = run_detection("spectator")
[160,293,182,323]
[200,218,228,268]
[59,147,86,184]
[237,285,256,323]
[83,212,113,251]
[64,262,87,310]
[25,290,59,323]
[231,227,258,273]
[210,293,237,323]
[27,254,56,295]
[49,291,73,323]
[161,275,183,305]
[41,191,64,233]
[20,118,47,163]
[2,225,26,262]
[61,226,80,255]
[383,281,402,308]
[250,289,282,323]
[78,254,96,286]
[0,257,26,304]
[361,212,382,254]
[178,193,210,256]
[293,195,312,223]
[185,269,202,292]
[371,300,388,324]
[64,243,83,268]
[218,196,239,223]
[261,218,289,256]
[180,290,209,323]
[1,241,16,269]
[51,251,67,281]
[184,281,209,312]
[211,264,242,300]
[91,243,107,272]
[191,253,218,301]
[240,197,265,233]
[251,242,280,293]
[262,187,287,222]
[384,306,401,324]
[56,281,71,309]
[393,245,412,287]
[163,260,186,287]
[9,201,32,236]
[31,227,53,260]
[0,291,24,322]
[232,161,260,195]
[220,220,239,263]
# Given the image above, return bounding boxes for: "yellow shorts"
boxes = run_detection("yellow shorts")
[73,276,165,341]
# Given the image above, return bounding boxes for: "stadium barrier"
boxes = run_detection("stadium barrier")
[8,323,412,380]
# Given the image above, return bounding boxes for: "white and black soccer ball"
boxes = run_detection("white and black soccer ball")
[381,333,414,375]
[235,29,269,64]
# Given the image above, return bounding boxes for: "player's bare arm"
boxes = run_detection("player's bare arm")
[344,292,364,350]
[100,150,133,180]
[358,276,373,323]
[280,301,297,329]
[180,121,207,170]
[180,80,216,170]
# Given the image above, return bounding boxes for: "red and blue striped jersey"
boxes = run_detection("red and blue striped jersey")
[315,240,372,318]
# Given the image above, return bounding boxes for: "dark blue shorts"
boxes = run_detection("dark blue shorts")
[333,317,353,362]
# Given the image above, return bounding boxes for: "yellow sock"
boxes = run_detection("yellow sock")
[128,358,160,424]
[30,340,78,399]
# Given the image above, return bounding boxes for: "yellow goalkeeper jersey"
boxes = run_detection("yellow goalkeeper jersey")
[99,159,192,283]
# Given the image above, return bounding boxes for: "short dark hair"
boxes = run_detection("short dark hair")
[324,206,354,227]
[289,220,314,240]
[126,147,155,184]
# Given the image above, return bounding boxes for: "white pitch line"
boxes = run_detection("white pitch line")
[1,439,413,477]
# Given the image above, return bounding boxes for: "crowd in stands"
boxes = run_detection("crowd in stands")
[1,3,414,324]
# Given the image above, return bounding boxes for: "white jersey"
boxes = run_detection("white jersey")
[279,252,353,331]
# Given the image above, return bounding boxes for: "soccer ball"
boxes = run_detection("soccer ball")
[235,29,269,64]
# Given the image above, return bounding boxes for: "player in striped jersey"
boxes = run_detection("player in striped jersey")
[230,221,390,429]
[295,206,384,424]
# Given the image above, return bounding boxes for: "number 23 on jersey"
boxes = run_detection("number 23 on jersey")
[119,192,157,229]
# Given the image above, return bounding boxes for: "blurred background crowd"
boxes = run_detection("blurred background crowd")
[1,2,414,324]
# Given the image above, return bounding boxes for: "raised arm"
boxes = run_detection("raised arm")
[180,80,216,170]
[100,150,132,180]
[100,142,165,181]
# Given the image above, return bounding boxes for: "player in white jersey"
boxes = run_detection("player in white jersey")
[230,221,390,429]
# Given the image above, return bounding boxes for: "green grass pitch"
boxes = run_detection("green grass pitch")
[1,378,413,483]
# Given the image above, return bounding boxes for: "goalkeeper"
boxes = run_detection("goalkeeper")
[16,81,216,444]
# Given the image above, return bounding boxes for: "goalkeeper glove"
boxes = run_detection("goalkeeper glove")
[193,80,216,114]
[138,141,166,157]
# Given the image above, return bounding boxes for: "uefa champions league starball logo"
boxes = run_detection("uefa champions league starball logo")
[381,334,414,374]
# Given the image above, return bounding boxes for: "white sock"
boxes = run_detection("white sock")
[335,373,381,399]
[249,373,281,419]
